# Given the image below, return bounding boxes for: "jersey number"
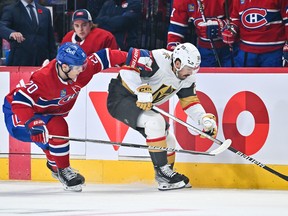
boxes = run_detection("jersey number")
[27,81,38,94]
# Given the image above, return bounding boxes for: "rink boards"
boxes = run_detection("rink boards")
[0,66,288,189]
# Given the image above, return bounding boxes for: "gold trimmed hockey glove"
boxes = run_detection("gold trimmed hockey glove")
[200,113,217,138]
[135,84,153,111]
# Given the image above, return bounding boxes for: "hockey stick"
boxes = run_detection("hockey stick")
[283,57,287,67]
[152,106,231,146]
[49,135,230,156]
[197,0,222,67]
[152,106,288,181]
[224,0,235,67]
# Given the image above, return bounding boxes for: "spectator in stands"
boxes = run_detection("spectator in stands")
[94,0,141,51]
[167,0,236,67]
[221,1,288,67]
[62,9,119,54]
[0,0,16,16]
[0,0,56,66]
[87,0,108,18]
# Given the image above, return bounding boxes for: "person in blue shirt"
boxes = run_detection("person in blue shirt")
[94,0,141,51]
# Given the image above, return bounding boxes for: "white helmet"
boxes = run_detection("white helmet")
[172,43,201,73]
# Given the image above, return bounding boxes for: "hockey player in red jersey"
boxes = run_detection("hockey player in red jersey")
[167,0,235,67]
[107,43,218,191]
[2,42,127,192]
[221,0,288,67]
[61,9,119,55]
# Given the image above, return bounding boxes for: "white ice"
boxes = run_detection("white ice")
[0,181,287,216]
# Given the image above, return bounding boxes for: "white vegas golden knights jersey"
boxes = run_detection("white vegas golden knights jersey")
[120,48,197,107]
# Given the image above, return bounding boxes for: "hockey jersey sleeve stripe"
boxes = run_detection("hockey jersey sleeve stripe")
[170,20,188,27]
[94,48,111,71]
[12,90,34,107]
[36,97,62,107]
[241,39,286,46]
[168,31,185,39]
[11,100,32,108]
[283,17,288,25]
[176,83,196,98]
[179,97,200,111]
[168,23,187,38]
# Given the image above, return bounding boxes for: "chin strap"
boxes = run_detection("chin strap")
[57,63,72,81]
[172,58,182,79]
[174,66,182,79]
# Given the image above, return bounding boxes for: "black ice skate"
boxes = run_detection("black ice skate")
[46,162,59,180]
[181,174,192,188]
[58,166,85,192]
[167,164,191,188]
[155,164,190,191]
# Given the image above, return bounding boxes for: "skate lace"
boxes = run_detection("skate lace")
[61,167,77,181]
[160,164,176,178]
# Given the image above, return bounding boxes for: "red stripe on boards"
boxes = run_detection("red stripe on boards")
[9,135,31,180]
[8,67,32,180]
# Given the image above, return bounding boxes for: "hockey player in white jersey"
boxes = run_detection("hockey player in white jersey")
[107,43,217,191]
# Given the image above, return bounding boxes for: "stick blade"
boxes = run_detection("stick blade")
[210,139,232,155]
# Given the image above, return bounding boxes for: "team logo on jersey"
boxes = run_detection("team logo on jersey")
[60,89,66,97]
[58,92,79,105]
[240,0,245,4]
[162,51,171,60]
[152,84,176,103]
[188,4,195,12]
[241,8,268,29]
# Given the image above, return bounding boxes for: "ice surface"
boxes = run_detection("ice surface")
[0,181,287,216]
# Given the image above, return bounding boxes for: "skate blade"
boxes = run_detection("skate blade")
[51,173,59,180]
[158,181,186,191]
[185,182,192,188]
[63,184,82,192]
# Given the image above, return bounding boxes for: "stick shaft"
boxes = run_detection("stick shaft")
[226,146,288,181]
[224,0,235,66]
[153,106,288,181]
[152,106,221,144]
[197,0,222,67]
[50,135,215,156]
[0,134,230,157]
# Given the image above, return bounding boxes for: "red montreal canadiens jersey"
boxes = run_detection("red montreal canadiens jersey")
[167,0,233,49]
[230,0,288,53]
[5,49,127,124]
[61,28,119,55]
